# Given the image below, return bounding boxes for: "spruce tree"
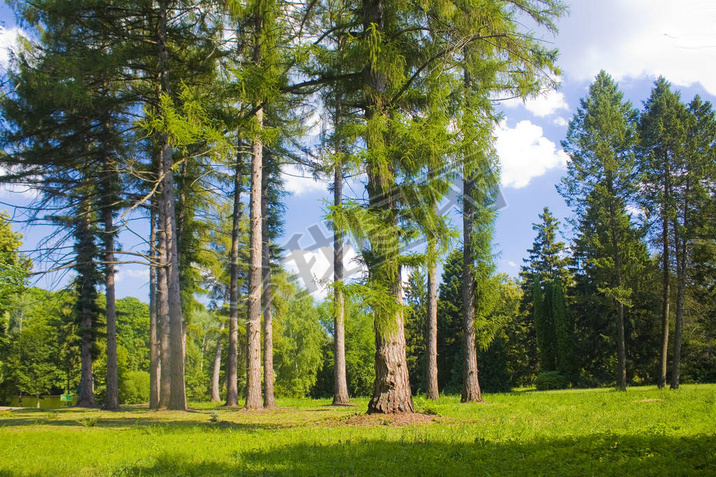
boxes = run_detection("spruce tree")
[559,71,640,391]
[637,78,688,389]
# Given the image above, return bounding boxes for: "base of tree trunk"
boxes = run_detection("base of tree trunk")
[332,396,351,406]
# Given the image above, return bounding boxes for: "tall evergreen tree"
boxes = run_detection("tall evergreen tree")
[560,71,640,391]
[637,78,688,389]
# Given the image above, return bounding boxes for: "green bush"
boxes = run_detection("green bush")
[119,371,149,404]
[535,371,569,390]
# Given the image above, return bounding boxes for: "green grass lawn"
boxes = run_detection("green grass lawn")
[0,384,714,476]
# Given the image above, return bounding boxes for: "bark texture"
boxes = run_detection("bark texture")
[104,204,119,410]
[245,107,264,410]
[211,321,225,403]
[426,241,439,401]
[159,0,186,411]
[226,154,242,407]
[262,168,275,409]
[461,176,483,403]
[332,162,350,405]
[659,166,671,389]
[76,197,96,408]
[149,203,160,409]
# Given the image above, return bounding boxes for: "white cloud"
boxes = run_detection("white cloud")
[508,261,518,268]
[553,116,569,127]
[282,164,328,197]
[0,27,23,68]
[558,0,716,95]
[524,91,569,117]
[501,89,569,118]
[495,119,569,189]
[116,268,149,284]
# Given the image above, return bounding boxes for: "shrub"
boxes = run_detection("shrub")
[119,371,150,404]
[535,371,569,390]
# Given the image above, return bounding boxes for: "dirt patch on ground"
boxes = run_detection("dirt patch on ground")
[635,399,663,403]
[339,412,441,427]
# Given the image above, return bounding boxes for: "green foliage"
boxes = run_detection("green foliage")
[313,296,376,398]
[8,319,63,400]
[552,278,575,379]
[0,214,31,321]
[119,371,149,405]
[274,288,325,398]
[535,371,570,391]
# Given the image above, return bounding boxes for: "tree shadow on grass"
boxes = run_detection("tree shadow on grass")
[115,434,715,476]
[0,408,294,432]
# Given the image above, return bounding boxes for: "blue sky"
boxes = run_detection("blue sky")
[2,0,716,302]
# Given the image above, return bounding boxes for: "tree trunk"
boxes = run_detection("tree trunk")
[149,202,161,409]
[262,165,276,409]
[671,184,689,389]
[332,159,350,405]
[362,0,413,414]
[461,175,483,403]
[157,194,172,409]
[104,204,119,410]
[245,107,264,410]
[226,152,242,407]
[211,321,225,403]
[608,182,627,391]
[159,0,186,411]
[659,161,671,389]
[426,237,439,401]
[76,197,96,408]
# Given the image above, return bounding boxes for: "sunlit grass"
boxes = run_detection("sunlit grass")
[0,384,713,476]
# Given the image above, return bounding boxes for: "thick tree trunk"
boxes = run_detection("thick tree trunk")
[461,176,483,403]
[245,107,264,410]
[368,303,414,414]
[226,153,242,407]
[104,205,119,410]
[149,203,161,409]
[262,167,276,409]
[426,238,439,401]
[364,140,413,415]
[211,321,225,403]
[332,161,350,405]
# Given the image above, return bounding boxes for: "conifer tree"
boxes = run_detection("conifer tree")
[637,78,688,389]
[560,71,639,391]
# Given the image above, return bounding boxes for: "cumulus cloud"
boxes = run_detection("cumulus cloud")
[0,27,23,68]
[495,119,569,189]
[282,164,328,197]
[500,89,569,118]
[558,0,716,95]
[524,91,569,117]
